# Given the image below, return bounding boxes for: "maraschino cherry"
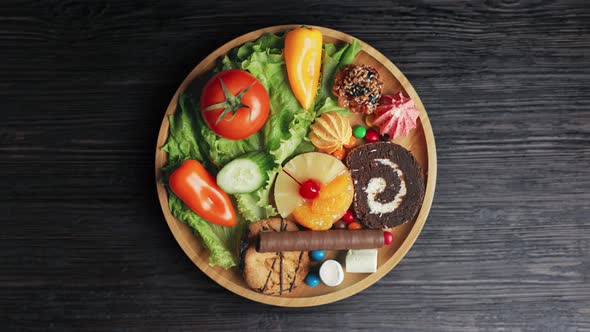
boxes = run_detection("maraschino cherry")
[299,179,321,199]
[283,170,321,200]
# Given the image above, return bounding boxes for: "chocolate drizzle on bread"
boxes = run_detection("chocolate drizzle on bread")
[346,142,425,228]
[289,252,305,292]
[261,258,277,293]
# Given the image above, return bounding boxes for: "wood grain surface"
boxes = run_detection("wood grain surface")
[1,0,589,330]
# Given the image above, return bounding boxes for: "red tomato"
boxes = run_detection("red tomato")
[169,160,236,227]
[200,69,269,140]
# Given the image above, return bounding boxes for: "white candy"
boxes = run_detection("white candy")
[346,249,378,273]
[319,260,344,287]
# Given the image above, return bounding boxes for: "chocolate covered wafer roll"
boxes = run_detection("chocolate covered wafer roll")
[257,229,385,253]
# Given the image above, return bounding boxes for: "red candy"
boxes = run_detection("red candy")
[299,179,321,199]
[342,210,355,223]
[383,231,393,245]
[365,129,380,143]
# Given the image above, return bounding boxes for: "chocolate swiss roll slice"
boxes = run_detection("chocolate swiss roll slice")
[345,142,425,229]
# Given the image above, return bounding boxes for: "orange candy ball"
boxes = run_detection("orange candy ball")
[347,222,362,230]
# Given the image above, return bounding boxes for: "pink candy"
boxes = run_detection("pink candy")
[372,92,419,139]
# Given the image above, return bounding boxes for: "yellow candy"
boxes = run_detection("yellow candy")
[365,114,375,128]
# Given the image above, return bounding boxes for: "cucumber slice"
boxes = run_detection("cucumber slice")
[217,152,274,194]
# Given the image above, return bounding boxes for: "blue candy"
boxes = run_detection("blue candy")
[310,250,325,261]
[305,273,321,287]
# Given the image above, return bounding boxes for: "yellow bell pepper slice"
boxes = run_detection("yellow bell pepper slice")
[284,27,323,109]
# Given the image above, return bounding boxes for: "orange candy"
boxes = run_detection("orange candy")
[347,222,362,230]
[343,136,356,149]
[331,147,346,160]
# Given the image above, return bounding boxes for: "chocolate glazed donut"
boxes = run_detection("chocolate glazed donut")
[346,142,425,229]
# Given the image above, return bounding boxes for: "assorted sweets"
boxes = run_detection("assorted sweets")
[162,27,425,296]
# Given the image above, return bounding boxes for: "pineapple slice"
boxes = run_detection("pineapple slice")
[274,152,348,218]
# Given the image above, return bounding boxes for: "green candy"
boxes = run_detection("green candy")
[353,125,367,138]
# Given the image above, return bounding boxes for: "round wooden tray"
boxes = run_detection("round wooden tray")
[155,25,437,307]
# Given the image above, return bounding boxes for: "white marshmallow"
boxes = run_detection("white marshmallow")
[319,260,344,287]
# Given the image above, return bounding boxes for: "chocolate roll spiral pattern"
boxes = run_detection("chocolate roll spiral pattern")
[346,142,425,229]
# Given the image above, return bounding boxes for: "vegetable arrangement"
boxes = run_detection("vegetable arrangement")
[161,29,362,268]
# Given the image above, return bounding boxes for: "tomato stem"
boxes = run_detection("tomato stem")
[204,77,256,125]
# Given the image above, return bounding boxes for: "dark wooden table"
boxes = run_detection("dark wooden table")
[2,1,589,331]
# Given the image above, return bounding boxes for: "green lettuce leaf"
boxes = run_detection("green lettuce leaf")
[339,39,363,68]
[162,95,209,174]
[235,32,284,61]
[234,193,264,222]
[315,97,349,116]
[293,139,316,155]
[168,193,241,269]
[315,39,363,114]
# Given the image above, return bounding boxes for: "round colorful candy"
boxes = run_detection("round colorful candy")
[365,129,380,143]
[353,125,367,139]
[342,210,355,223]
[332,220,348,229]
[343,136,356,149]
[364,115,375,128]
[332,147,346,160]
[347,222,362,230]
[310,250,326,261]
[305,273,321,287]
[383,231,393,245]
